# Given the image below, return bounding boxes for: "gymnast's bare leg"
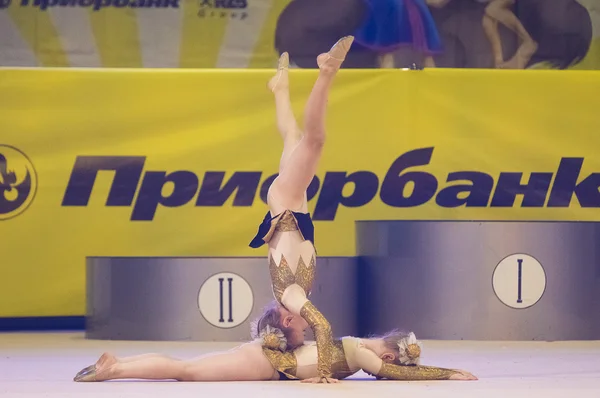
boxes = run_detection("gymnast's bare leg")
[483,0,537,69]
[268,37,353,211]
[268,52,303,176]
[73,344,278,382]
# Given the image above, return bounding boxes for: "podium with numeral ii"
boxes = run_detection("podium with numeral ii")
[85,257,358,341]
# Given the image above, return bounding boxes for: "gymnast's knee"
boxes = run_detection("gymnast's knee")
[175,363,197,381]
[304,131,326,149]
[485,0,509,16]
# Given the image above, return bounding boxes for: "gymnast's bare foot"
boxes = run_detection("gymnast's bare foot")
[317,36,354,74]
[73,352,117,382]
[449,369,478,380]
[268,52,289,92]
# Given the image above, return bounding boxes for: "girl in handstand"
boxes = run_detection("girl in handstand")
[248,36,354,384]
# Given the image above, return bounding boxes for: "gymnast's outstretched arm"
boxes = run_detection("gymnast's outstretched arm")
[278,284,336,383]
[352,340,476,381]
[73,343,278,382]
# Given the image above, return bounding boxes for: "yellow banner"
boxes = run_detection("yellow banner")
[1,68,600,317]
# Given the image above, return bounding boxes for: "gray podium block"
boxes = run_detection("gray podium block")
[356,221,600,341]
[86,257,357,341]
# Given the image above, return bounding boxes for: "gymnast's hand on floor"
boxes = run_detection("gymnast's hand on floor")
[301,376,340,384]
[449,369,478,380]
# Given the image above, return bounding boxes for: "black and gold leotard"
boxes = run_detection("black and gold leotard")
[249,209,335,379]
[249,209,315,249]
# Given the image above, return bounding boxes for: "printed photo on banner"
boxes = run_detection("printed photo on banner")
[0,0,599,69]
[276,0,597,70]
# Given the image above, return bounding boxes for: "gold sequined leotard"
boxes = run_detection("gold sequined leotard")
[267,210,316,301]
[249,190,334,379]
[262,337,460,381]
[262,339,353,380]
